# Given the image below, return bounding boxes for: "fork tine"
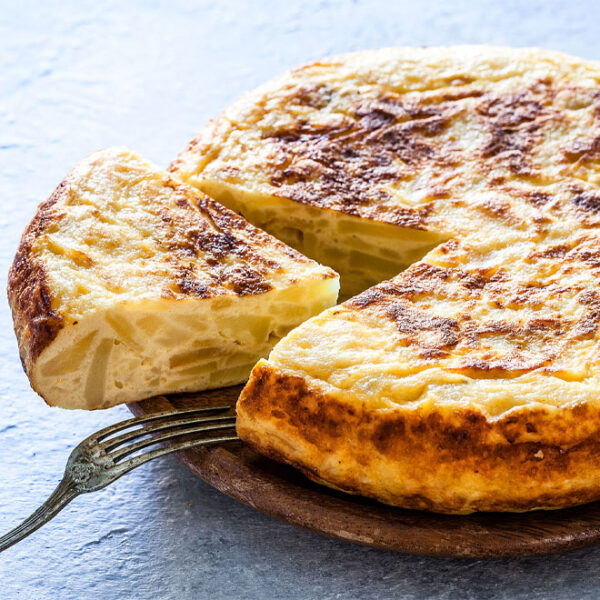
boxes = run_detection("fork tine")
[109,420,237,462]
[100,414,236,453]
[112,434,240,478]
[91,405,232,443]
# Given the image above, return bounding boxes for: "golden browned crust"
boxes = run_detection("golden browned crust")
[344,233,600,374]
[238,362,600,514]
[7,182,66,374]
[259,79,559,227]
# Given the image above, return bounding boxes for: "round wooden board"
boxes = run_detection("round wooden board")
[131,387,600,558]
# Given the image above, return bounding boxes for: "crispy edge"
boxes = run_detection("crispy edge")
[237,361,600,514]
[7,181,67,377]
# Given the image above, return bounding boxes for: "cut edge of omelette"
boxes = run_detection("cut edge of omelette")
[8,147,339,409]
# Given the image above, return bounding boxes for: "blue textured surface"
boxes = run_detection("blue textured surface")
[3,1,600,598]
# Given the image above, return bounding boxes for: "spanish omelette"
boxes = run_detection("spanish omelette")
[173,47,600,513]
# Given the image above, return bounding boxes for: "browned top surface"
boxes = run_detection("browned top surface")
[172,47,600,239]
[261,225,600,417]
[346,233,600,377]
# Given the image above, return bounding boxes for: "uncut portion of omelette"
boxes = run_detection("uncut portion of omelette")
[239,228,600,513]
[172,46,600,513]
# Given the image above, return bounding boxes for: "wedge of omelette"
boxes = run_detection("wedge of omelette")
[8,148,339,409]
[172,46,600,513]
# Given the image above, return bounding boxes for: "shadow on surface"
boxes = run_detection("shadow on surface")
[138,457,600,600]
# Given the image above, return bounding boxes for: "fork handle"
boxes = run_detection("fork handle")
[0,477,78,552]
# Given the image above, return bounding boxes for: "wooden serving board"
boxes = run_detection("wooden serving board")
[131,387,600,558]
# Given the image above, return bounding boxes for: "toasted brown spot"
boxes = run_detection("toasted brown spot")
[572,190,600,215]
[526,191,552,206]
[388,303,460,349]
[476,83,553,175]
[477,196,519,225]
[481,122,543,174]
[223,264,273,296]
[175,266,211,298]
[563,135,600,162]
[478,92,545,127]
[527,243,571,260]
[288,85,331,109]
[438,88,484,102]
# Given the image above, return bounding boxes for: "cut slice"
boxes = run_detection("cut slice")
[237,231,600,513]
[8,148,339,409]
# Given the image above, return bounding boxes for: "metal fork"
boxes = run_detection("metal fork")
[0,405,237,552]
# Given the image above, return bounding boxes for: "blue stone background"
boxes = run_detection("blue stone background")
[2,1,600,598]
